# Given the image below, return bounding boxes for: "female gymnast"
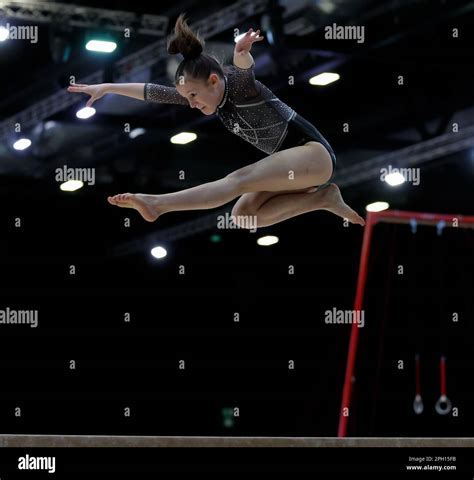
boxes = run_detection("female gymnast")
[68,14,365,228]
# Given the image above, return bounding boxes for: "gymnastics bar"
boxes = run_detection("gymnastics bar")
[338,209,474,437]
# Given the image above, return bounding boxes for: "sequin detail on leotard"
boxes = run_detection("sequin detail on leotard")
[144,62,297,155]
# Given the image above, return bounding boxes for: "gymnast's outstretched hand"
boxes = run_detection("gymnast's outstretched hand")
[67,83,107,107]
[235,28,264,54]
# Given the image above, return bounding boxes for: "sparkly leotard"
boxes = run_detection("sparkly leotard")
[144,62,336,179]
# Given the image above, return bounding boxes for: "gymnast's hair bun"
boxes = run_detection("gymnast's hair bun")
[167,13,204,60]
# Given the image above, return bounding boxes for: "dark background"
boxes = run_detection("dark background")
[0,0,473,437]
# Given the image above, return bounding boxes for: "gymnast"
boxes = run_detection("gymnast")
[68,14,365,227]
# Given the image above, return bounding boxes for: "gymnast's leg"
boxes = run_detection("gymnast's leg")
[107,141,363,225]
[231,183,364,228]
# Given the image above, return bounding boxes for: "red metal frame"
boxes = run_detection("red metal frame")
[337,209,474,437]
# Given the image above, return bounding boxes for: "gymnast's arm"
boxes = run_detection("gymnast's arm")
[233,28,264,69]
[67,82,188,107]
[233,51,255,70]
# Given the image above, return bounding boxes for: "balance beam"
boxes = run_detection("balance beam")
[1,435,473,447]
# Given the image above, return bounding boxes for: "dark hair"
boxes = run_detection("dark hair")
[167,13,224,85]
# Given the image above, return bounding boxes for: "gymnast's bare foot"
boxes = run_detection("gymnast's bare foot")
[107,193,162,222]
[316,183,365,226]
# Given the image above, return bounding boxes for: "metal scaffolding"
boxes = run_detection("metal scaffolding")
[0,1,169,36]
[335,124,474,188]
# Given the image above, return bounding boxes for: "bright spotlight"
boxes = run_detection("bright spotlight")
[0,26,9,42]
[76,107,96,119]
[129,128,146,139]
[385,172,406,186]
[170,132,197,145]
[309,72,340,86]
[13,138,31,150]
[151,246,167,259]
[257,235,279,246]
[366,201,389,212]
[86,40,117,53]
[60,180,84,192]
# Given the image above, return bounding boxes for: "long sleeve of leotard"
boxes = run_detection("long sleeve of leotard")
[144,83,189,105]
[227,61,260,101]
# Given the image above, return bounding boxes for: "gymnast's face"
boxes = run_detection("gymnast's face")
[176,73,225,115]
